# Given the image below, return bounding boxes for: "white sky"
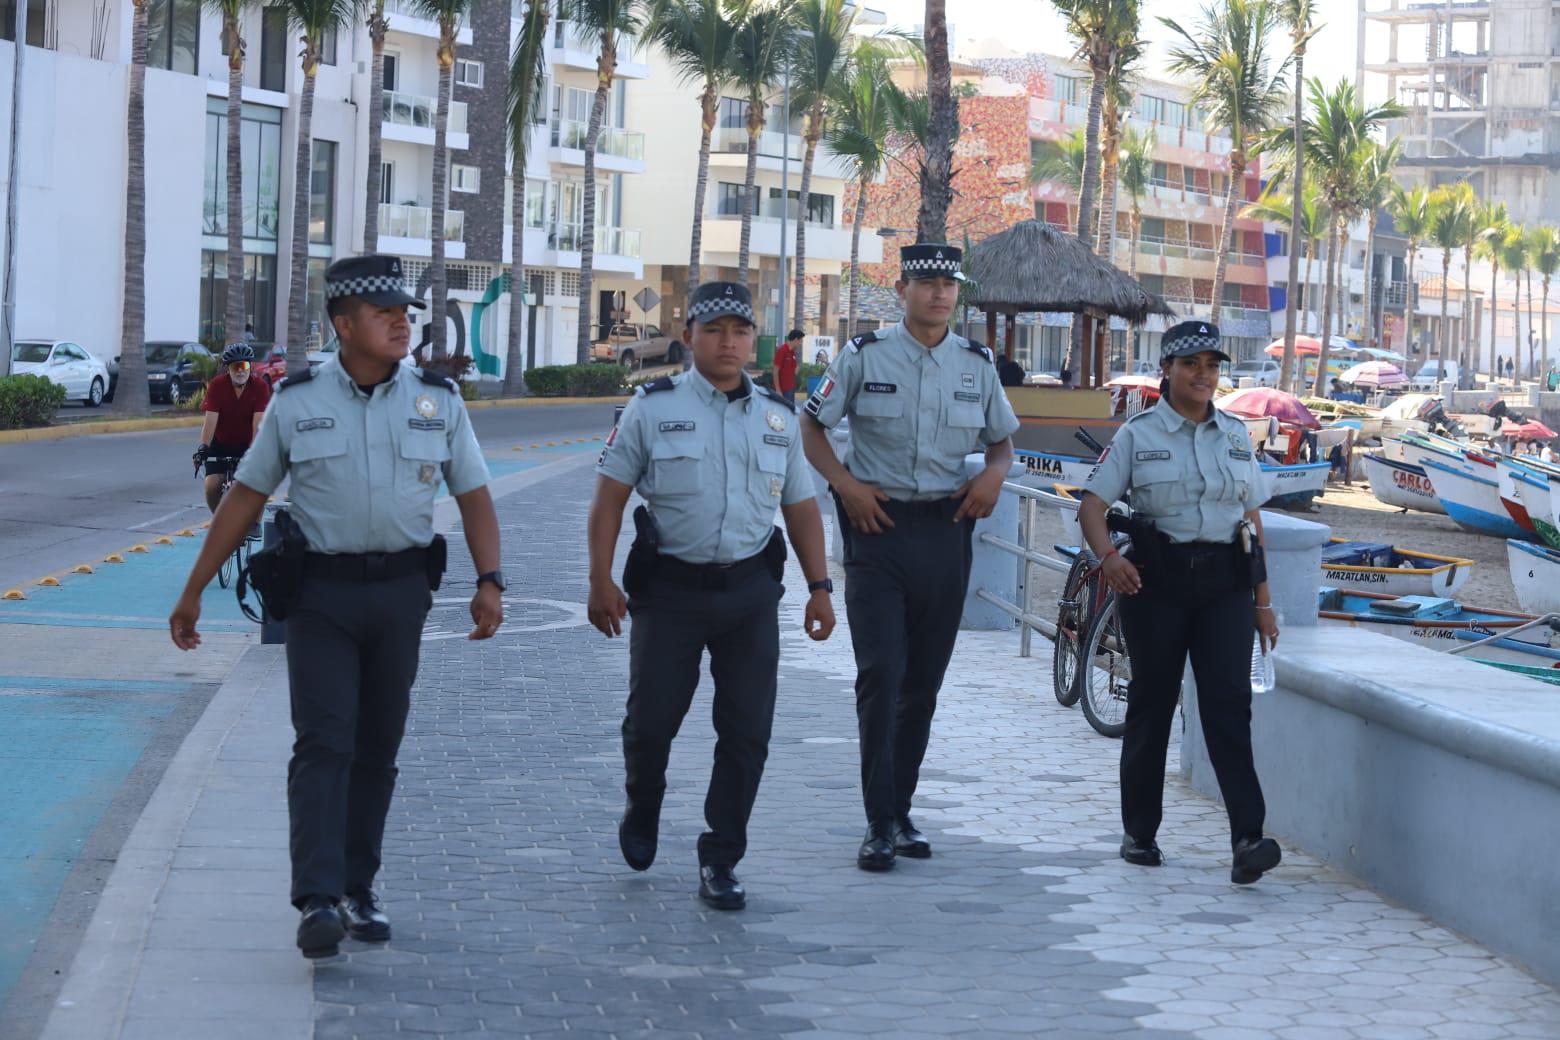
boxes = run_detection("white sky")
[869,0,1360,99]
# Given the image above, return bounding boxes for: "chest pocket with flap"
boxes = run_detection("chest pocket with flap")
[650,439,705,496]
[1130,457,1192,514]
[939,400,986,455]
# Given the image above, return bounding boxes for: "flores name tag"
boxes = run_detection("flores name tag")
[660,420,696,432]
[763,433,790,447]
[296,417,335,432]
[1135,450,1171,461]
[409,417,446,430]
[954,390,980,402]
[864,382,897,393]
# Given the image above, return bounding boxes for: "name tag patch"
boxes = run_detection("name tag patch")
[409,417,446,430]
[296,418,334,432]
[659,420,696,432]
[954,390,980,403]
[1135,450,1171,461]
[1229,449,1252,461]
[763,433,790,447]
[864,382,897,394]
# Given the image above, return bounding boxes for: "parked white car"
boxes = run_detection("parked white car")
[1232,359,1281,387]
[10,340,111,406]
[1409,360,1460,390]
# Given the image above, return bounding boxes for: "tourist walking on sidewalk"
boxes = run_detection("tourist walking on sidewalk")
[800,243,1020,873]
[773,329,802,400]
[169,254,506,958]
[587,280,836,912]
[1077,319,1283,885]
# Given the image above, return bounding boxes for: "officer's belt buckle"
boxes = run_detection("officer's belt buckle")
[362,553,389,581]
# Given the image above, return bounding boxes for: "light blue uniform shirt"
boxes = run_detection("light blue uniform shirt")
[1084,397,1264,544]
[805,321,1020,501]
[235,355,490,554]
[596,368,813,564]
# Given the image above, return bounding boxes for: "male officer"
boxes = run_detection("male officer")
[587,281,836,911]
[801,243,1020,871]
[169,254,506,958]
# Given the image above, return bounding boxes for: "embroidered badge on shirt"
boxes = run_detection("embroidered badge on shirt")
[418,463,439,485]
[1229,449,1252,461]
[659,420,695,432]
[864,382,897,393]
[766,411,786,432]
[409,418,446,430]
[954,390,980,402]
[769,477,783,498]
[296,417,335,432]
[1228,431,1245,449]
[415,395,437,419]
[1135,450,1171,461]
[763,433,789,447]
[961,372,976,388]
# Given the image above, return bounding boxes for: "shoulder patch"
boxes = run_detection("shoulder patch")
[415,368,459,393]
[846,330,882,354]
[962,340,993,362]
[758,385,796,413]
[274,367,316,392]
[639,376,676,396]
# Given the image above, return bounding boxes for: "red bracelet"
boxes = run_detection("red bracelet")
[1103,548,1120,562]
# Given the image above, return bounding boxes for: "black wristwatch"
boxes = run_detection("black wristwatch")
[477,570,507,592]
[807,579,834,595]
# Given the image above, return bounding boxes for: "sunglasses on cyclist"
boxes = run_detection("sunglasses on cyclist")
[229,361,251,373]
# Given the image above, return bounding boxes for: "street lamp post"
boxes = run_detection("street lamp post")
[0,0,29,375]
[777,59,792,342]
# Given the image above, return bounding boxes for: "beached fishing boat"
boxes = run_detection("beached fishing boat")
[1320,540,1472,598]
[1016,450,1098,488]
[1317,587,1560,671]
[1507,539,1560,615]
[1495,459,1546,538]
[1418,457,1535,539]
[1259,461,1330,511]
[1362,453,1447,514]
[1495,458,1560,547]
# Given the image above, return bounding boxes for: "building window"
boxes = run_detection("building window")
[146,0,200,75]
[455,58,484,88]
[0,0,48,46]
[306,259,330,348]
[451,164,481,194]
[203,98,283,240]
[310,140,337,244]
[319,23,337,65]
[766,187,834,226]
[525,179,546,227]
[200,252,277,345]
[1052,74,1080,105]
[718,96,747,130]
[383,52,399,90]
[380,161,395,206]
[260,7,287,91]
[717,182,749,217]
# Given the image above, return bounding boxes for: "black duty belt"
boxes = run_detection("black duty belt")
[304,547,430,582]
[1162,540,1238,571]
[655,552,767,588]
[880,496,957,518]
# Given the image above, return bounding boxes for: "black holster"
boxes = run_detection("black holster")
[243,509,308,621]
[425,533,448,591]
[763,526,788,584]
[1238,519,1267,589]
[623,505,660,596]
[1114,510,1165,574]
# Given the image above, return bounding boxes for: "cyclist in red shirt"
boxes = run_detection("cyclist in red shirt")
[194,344,272,512]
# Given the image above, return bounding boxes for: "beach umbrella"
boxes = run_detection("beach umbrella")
[1500,419,1559,440]
[1339,361,1406,386]
[1105,374,1161,390]
[1217,386,1322,430]
[1264,335,1321,358]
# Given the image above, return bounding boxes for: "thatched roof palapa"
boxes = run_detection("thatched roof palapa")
[965,220,1174,324]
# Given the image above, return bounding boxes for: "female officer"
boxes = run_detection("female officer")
[1078,320,1283,886]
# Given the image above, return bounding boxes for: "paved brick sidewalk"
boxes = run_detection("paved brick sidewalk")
[308,465,1559,1040]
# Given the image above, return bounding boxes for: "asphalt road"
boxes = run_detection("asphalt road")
[0,402,618,592]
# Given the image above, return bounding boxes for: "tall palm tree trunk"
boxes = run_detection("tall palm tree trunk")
[364,0,387,252]
[430,48,453,359]
[916,0,953,243]
[1542,274,1551,379]
[1488,260,1499,384]
[1436,248,1451,368]
[846,178,867,338]
[1097,149,1120,268]
[688,84,717,291]
[1461,245,1474,385]
[575,44,613,364]
[1361,212,1377,351]
[223,17,246,349]
[793,114,822,334]
[736,106,762,282]
[1526,267,1537,379]
[1127,205,1141,279]
[1210,152,1245,324]
[1405,245,1418,360]
[1312,218,1339,397]
[117,0,150,416]
[285,60,317,371]
[1280,46,1305,396]
[1076,71,1105,253]
[504,172,528,395]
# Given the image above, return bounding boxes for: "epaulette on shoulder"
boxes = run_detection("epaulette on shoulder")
[274,366,316,392]
[416,368,460,393]
[636,376,676,397]
[845,330,882,354]
[962,339,993,362]
[758,384,796,413]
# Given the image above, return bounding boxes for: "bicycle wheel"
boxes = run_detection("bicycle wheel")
[218,548,234,589]
[1080,594,1131,738]
[1051,551,1097,707]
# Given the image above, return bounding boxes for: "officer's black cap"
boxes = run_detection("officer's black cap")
[686,281,755,326]
[899,243,967,282]
[1161,319,1230,363]
[325,254,425,310]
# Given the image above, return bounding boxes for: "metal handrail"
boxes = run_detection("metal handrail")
[973,480,1088,658]
[1445,613,1560,656]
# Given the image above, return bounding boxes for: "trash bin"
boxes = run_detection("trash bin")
[756,335,776,370]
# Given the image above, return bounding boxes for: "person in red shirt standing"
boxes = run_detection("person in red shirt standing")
[194,344,272,512]
[774,329,802,400]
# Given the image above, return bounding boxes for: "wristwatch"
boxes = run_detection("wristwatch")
[477,570,507,592]
[807,579,834,595]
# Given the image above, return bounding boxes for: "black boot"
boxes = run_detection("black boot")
[1231,837,1281,885]
[856,823,896,872]
[1120,837,1163,867]
[618,796,661,872]
[296,896,346,959]
[340,889,392,942]
[698,865,746,910]
[892,816,931,859]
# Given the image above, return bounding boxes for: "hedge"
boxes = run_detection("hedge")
[0,374,68,429]
[525,364,628,397]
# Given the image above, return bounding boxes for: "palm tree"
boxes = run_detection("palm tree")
[788,0,855,333]
[729,2,796,282]
[1497,222,1531,378]
[645,0,747,293]
[566,0,648,363]
[1243,181,1328,387]
[1473,201,1512,382]
[1116,125,1154,279]
[1426,184,1478,372]
[504,0,551,396]
[1532,227,1559,379]
[283,0,356,371]
[1095,33,1145,265]
[1525,226,1545,379]
[1030,129,1088,197]
[1053,0,1138,255]
[917,0,954,242]
[1388,182,1431,360]
[1274,0,1316,403]
[204,0,254,352]
[363,0,389,252]
[1162,0,1290,322]
[1354,137,1401,357]
[115,0,152,416]
[825,46,901,339]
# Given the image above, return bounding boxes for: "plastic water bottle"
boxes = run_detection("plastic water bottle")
[1250,627,1276,695]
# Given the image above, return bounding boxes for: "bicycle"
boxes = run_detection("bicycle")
[1055,517,1133,739]
[194,452,256,589]
[1052,546,1100,708]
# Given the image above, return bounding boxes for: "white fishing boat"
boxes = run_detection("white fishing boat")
[1362,453,1446,514]
[1016,450,1098,487]
[1417,456,1534,539]
[1318,588,1560,672]
[1320,540,1472,598]
[1507,539,1560,615]
[1259,461,1329,510]
[1494,459,1548,540]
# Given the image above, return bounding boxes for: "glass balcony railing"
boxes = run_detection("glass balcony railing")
[548,222,641,257]
[551,119,646,161]
[382,89,468,135]
[379,203,464,242]
[711,125,806,158]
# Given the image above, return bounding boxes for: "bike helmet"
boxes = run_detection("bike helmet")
[221,343,255,365]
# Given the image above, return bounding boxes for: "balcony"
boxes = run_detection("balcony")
[700,213,879,265]
[381,90,470,151]
[549,119,647,173]
[549,23,649,78]
[548,222,641,258]
[378,204,465,259]
[383,0,473,43]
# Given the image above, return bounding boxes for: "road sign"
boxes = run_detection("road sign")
[633,287,660,313]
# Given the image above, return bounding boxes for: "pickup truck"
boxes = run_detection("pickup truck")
[590,323,685,368]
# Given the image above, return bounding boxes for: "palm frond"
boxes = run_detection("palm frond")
[508,0,550,171]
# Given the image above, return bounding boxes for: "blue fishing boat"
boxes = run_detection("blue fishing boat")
[1318,587,1560,673]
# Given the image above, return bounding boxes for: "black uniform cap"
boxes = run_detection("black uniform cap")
[900,243,967,282]
[325,254,425,310]
[686,281,756,326]
[1160,319,1230,363]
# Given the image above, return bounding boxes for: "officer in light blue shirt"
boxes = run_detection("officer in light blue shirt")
[587,280,836,912]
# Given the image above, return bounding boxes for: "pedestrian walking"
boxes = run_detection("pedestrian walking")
[169,254,505,958]
[997,350,1025,387]
[1077,319,1283,885]
[587,281,836,911]
[801,243,1020,872]
[774,329,802,400]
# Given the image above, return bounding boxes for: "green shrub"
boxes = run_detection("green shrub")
[177,386,207,412]
[796,362,829,383]
[189,353,218,385]
[525,364,628,397]
[0,374,68,428]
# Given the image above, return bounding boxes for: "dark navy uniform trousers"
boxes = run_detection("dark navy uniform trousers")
[838,496,974,827]
[284,571,430,908]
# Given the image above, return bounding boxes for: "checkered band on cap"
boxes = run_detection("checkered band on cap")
[687,295,755,323]
[901,256,963,276]
[1160,331,1221,359]
[326,275,407,300]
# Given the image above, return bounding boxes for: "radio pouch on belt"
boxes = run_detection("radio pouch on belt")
[763,525,788,583]
[243,508,308,621]
[623,505,661,596]
[426,534,448,591]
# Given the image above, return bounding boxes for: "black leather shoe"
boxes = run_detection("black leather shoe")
[1231,837,1282,885]
[618,798,660,872]
[856,826,896,872]
[698,865,746,910]
[1120,837,1163,867]
[892,816,931,859]
[340,890,391,942]
[296,896,346,959]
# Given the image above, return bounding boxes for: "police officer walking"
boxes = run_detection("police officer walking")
[1078,320,1283,885]
[800,244,1020,872]
[170,255,506,957]
[587,281,836,911]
